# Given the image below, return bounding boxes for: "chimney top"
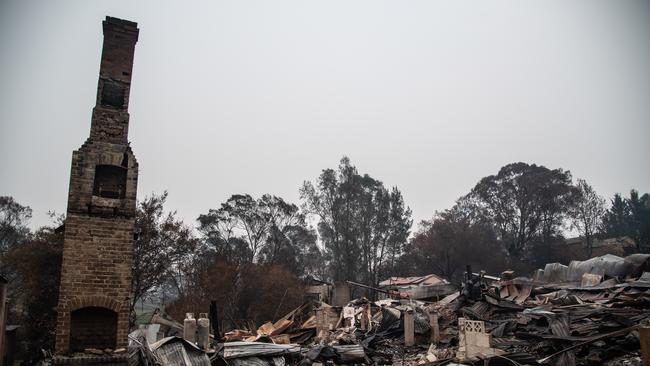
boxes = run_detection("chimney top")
[103,16,138,29]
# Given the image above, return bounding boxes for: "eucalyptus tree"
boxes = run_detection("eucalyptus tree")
[300,157,412,285]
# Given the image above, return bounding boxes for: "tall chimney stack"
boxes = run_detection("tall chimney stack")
[90,17,139,143]
[54,17,140,363]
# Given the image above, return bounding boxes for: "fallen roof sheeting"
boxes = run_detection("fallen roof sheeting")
[222,341,301,359]
[149,336,211,366]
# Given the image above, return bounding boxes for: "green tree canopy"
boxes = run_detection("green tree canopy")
[300,157,412,285]
[464,162,574,257]
[197,194,320,277]
[602,190,650,251]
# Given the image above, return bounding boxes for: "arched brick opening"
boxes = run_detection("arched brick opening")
[69,295,123,314]
[69,307,117,352]
[55,295,128,354]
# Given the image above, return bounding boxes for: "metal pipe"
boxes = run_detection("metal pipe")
[471,272,501,281]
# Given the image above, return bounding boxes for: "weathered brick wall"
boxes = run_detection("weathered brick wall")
[90,17,138,145]
[55,214,134,354]
[66,142,138,218]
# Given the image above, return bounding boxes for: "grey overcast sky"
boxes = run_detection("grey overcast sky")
[1,0,649,229]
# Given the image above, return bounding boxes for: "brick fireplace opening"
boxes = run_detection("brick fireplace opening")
[69,307,118,352]
[54,17,139,362]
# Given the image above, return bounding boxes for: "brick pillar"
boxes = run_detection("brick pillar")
[428,310,439,344]
[404,309,415,347]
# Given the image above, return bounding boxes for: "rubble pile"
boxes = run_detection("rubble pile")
[127,253,650,365]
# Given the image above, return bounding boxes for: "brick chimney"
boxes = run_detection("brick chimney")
[90,17,139,144]
[54,16,139,359]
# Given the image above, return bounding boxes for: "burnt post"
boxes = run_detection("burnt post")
[209,301,221,339]
[641,326,650,366]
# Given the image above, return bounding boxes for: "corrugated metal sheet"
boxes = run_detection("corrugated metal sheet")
[461,301,491,320]
[376,307,401,333]
[543,254,650,283]
[228,356,286,366]
[543,263,569,282]
[379,274,446,287]
[149,337,211,366]
[222,341,301,359]
[406,283,458,300]
[545,314,576,366]
[414,310,431,334]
